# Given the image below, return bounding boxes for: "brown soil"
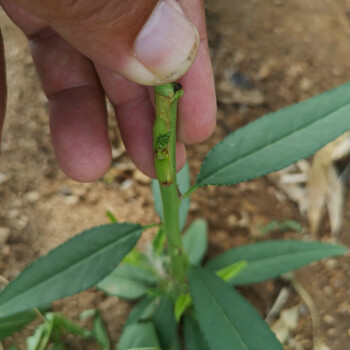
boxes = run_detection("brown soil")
[1,0,350,349]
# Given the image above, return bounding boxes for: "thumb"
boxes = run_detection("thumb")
[13,0,200,85]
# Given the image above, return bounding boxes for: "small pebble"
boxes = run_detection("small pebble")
[63,195,79,205]
[300,77,313,91]
[59,187,72,196]
[323,314,336,325]
[326,328,336,337]
[0,173,10,185]
[15,215,29,231]
[24,191,40,203]
[325,258,338,269]
[189,202,199,212]
[120,179,133,191]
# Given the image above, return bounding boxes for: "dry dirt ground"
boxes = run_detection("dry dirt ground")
[1,0,350,349]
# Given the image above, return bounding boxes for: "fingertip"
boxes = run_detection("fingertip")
[50,86,112,183]
[177,31,217,145]
[59,146,112,183]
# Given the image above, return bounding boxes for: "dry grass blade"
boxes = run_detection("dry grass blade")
[307,132,350,237]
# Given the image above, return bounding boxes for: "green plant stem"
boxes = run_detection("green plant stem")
[142,223,161,230]
[182,184,199,199]
[154,83,187,282]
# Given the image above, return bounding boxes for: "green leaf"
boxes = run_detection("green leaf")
[46,313,91,338]
[196,83,350,186]
[79,309,98,320]
[182,219,208,265]
[106,210,118,223]
[174,294,192,322]
[117,322,161,350]
[123,249,148,268]
[125,298,157,327]
[117,298,155,349]
[92,312,110,350]
[152,162,190,230]
[0,309,37,340]
[258,220,303,235]
[188,267,282,350]
[216,261,247,282]
[26,321,53,350]
[183,315,210,350]
[151,296,180,350]
[98,264,157,301]
[0,223,142,318]
[206,240,347,285]
[25,312,91,350]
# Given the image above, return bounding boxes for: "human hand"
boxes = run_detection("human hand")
[0,0,216,181]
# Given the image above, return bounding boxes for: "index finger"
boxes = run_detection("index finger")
[177,0,217,145]
[0,27,6,151]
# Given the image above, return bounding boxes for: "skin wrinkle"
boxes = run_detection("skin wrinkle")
[27,25,57,43]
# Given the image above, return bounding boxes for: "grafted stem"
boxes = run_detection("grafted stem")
[153,83,187,282]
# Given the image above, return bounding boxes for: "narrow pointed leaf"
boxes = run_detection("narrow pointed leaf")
[216,260,247,282]
[152,296,180,350]
[92,312,110,350]
[0,223,142,318]
[117,297,160,350]
[189,267,282,350]
[196,83,350,186]
[152,162,190,230]
[46,313,91,338]
[117,322,161,350]
[97,264,157,300]
[0,310,37,340]
[206,240,346,285]
[183,315,210,350]
[174,293,192,321]
[26,321,53,350]
[182,219,208,265]
[106,210,118,223]
[124,298,156,327]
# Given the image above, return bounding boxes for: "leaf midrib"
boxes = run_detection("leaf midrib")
[0,228,141,316]
[193,269,249,350]
[198,100,350,185]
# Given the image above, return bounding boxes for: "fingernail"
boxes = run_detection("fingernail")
[134,0,199,83]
